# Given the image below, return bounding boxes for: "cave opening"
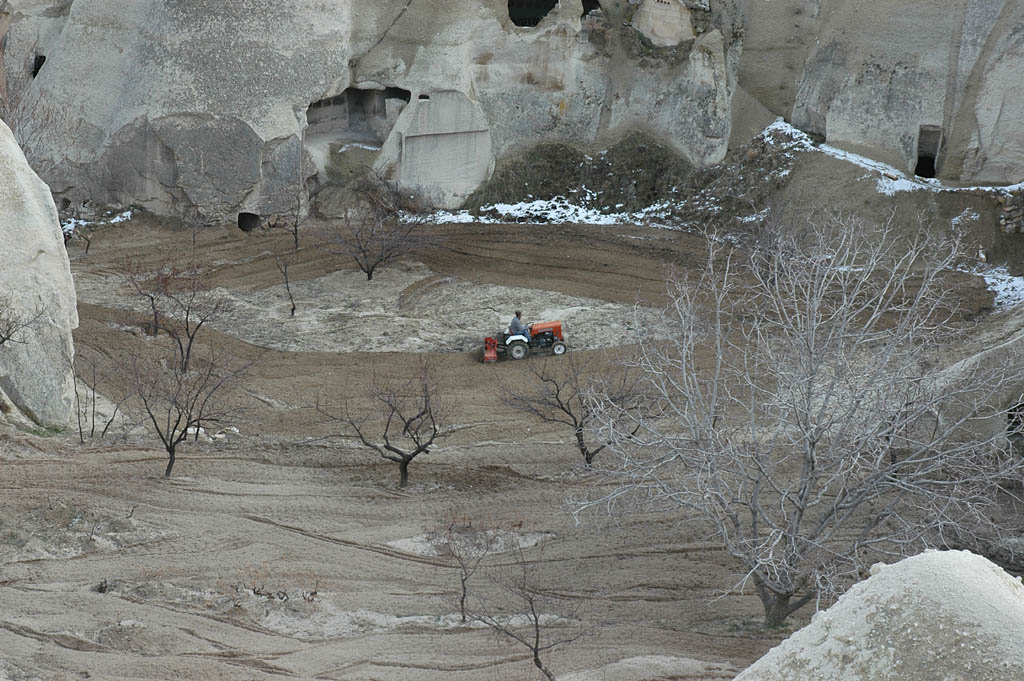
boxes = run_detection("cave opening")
[914,125,943,179]
[237,212,261,232]
[306,86,411,145]
[31,54,45,78]
[582,0,601,17]
[508,0,558,27]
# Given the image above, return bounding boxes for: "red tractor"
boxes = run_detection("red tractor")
[484,320,567,362]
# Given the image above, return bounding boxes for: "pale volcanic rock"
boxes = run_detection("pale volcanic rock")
[737,0,1024,184]
[0,119,77,428]
[0,0,733,216]
[735,550,1024,681]
[632,0,696,47]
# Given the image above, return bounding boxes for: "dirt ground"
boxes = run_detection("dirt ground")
[0,216,869,681]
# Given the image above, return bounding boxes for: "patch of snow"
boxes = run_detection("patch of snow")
[972,266,1024,309]
[337,143,381,153]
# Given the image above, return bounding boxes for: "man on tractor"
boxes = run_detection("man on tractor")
[509,310,530,341]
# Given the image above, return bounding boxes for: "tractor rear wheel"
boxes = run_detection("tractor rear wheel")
[508,341,528,360]
[552,341,567,356]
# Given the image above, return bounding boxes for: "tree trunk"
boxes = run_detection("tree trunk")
[398,459,409,487]
[754,575,811,627]
[533,650,556,681]
[165,446,176,478]
[577,429,593,465]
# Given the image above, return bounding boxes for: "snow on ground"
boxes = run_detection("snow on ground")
[62,209,133,235]
[423,119,1022,231]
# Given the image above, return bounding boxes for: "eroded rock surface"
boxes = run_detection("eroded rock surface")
[0,0,735,218]
[735,550,1024,681]
[737,0,1024,183]
[0,119,77,428]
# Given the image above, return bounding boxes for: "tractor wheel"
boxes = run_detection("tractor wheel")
[552,341,567,356]
[508,341,528,360]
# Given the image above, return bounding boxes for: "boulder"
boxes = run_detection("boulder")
[735,550,1024,681]
[0,119,77,429]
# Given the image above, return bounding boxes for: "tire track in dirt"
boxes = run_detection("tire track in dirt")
[242,514,450,568]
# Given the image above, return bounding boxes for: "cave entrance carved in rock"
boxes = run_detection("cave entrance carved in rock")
[508,0,558,27]
[237,212,261,232]
[582,0,601,17]
[304,86,411,179]
[915,125,943,179]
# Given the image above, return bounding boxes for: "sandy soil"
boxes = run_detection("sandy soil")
[1,217,817,681]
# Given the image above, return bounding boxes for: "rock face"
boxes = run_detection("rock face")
[0,0,735,217]
[735,550,1024,681]
[0,120,77,429]
[736,0,1024,184]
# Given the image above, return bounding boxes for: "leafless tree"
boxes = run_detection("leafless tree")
[120,259,227,371]
[72,355,128,444]
[127,345,248,478]
[160,263,229,373]
[323,174,433,281]
[319,358,449,488]
[465,544,591,681]
[120,259,177,337]
[0,295,40,347]
[428,513,505,623]
[499,353,646,465]
[272,247,298,317]
[578,214,1024,626]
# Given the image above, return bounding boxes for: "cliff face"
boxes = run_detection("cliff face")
[737,0,1024,183]
[0,0,734,218]
[0,119,77,429]
[2,0,1019,222]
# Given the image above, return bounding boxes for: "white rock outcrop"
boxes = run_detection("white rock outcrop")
[0,0,733,217]
[735,550,1024,681]
[0,119,77,429]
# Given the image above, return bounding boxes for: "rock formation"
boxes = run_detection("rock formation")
[0,119,77,429]
[0,0,734,219]
[1,0,1020,222]
[736,0,1024,184]
[734,550,1024,681]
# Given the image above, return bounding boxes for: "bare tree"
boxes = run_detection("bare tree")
[121,259,227,371]
[120,259,176,337]
[320,359,449,488]
[499,353,646,465]
[0,295,40,347]
[127,345,247,478]
[465,544,591,681]
[160,263,229,373]
[267,133,318,250]
[272,247,298,317]
[428,513,505,623]
[323,174,432,281]
[579,214,1024,626]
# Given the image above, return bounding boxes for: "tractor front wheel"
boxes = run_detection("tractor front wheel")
[552,341,567,356]
[508,341,528,360]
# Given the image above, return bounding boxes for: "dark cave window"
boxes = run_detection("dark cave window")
[384,87,412,103]
[508,0,558,27]
[914,125,943,179]
[31,55,46,78]
[237,212,261,232]
[418,94,430,100]
[582,0,601,17]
